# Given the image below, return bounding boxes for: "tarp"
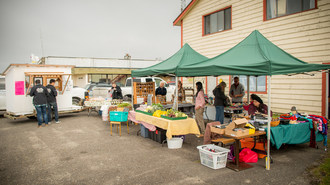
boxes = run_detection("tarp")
[131,43,208,77]
[177,30,330,76]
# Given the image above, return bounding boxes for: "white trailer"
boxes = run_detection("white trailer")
[2,64,85,120]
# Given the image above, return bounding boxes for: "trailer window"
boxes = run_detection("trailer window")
[46,77,62,91]
[0,78,5,90]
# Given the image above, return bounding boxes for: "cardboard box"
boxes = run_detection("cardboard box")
[225,118,250,137]
[210,126,225,135]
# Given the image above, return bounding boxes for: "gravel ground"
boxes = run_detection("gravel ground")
[0,111,327,185]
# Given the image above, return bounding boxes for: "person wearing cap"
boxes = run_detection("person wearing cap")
[248,94,272,116]
[229,76,245,103]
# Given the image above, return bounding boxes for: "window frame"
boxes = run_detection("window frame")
[263,0,318,21]
[202,6,232,36]
[229,75,268,94]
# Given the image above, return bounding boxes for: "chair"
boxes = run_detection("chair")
[109,108,129,136]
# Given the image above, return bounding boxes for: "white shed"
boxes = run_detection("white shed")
[2,64,80,116]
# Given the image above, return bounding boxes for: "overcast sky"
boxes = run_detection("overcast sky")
[0,0,185,72]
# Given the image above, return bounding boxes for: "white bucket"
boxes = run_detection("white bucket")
[102,115,108,121]
[167,137,184,149]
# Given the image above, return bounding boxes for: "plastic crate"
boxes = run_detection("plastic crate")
[155,128,166,144]
[109,111,128,122]
[196,144,230,170]
[140,124,149,138]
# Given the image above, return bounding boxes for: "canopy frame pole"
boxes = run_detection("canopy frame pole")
[175,76,179,110]
[131,78,134,110]
[247,75,250,103]
[266,75,271,170]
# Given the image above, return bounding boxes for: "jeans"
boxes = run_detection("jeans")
[35,104,48,126]
[215,106,224,124]
[47,102,59,122]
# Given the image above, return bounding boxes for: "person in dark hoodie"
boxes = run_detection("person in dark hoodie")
[110,82,123,99]
[213,82,227,124]
[30,79,49,127]
[46,79,60,124]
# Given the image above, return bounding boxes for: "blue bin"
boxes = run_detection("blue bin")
[140,124,149,138]
[109,111,128,122]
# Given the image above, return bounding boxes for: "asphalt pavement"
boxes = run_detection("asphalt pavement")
[0,111,327,185]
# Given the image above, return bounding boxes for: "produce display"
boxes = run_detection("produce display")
[229,103,243,108]
[145,103,164,114]
[141,104,187,119]
[165,109,187,118]
[117,103,131,108]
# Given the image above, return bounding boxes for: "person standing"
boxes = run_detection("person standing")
[229,77,245,103]
[195,82,206,135]
[110,82,123,99]
[155,81,167,96]
[46,79,60,124]
[172,80,185,103]
[30,79,49,127]
[213,82,227,124]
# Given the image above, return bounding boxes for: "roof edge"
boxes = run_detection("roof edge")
[173,0,199,26]
[2,64,75,76]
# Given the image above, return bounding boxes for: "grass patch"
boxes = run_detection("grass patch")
[309,140,330,185]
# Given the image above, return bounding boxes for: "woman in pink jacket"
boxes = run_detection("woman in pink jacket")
[195,82,206,135]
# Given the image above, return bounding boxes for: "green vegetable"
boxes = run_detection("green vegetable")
[117,103,131,107]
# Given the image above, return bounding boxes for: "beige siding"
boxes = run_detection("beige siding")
[181,0,330,115]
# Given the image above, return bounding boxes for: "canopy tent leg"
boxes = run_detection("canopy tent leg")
[266,75,271,170]
[131,78,134,110]
[247,75,250,103]
[172,76,179,110]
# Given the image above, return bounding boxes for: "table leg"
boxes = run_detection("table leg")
[235,139,240,167]
[226,139,253,171]
[88,107,91,117]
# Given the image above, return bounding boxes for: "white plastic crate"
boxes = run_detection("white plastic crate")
[196,144,230,169]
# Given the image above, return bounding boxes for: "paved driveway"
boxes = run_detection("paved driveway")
[0,111,326,185]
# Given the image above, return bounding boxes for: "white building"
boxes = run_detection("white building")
[40,56,162,88]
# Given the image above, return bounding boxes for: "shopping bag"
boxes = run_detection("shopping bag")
[228,145,234,161]
[239,148,258,163]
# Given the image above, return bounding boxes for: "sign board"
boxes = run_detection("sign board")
[15,81,25,95]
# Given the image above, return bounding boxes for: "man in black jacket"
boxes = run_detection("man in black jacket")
[30,79,49,127]
[46,79,60,124]
[155,81,167,96]
[110,82,123,99]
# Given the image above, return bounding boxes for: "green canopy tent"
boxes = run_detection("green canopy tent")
[131,43,208,109]
[132,43,208,77]
[177,30,330,76]
[177,30,330,170]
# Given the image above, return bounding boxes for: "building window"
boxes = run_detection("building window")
[266,0,316,20]
[231,76,266,93]
[203,7,231,35]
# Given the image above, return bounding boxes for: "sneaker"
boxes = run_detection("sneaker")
[55,121,61,124]
[38,125,42,128]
